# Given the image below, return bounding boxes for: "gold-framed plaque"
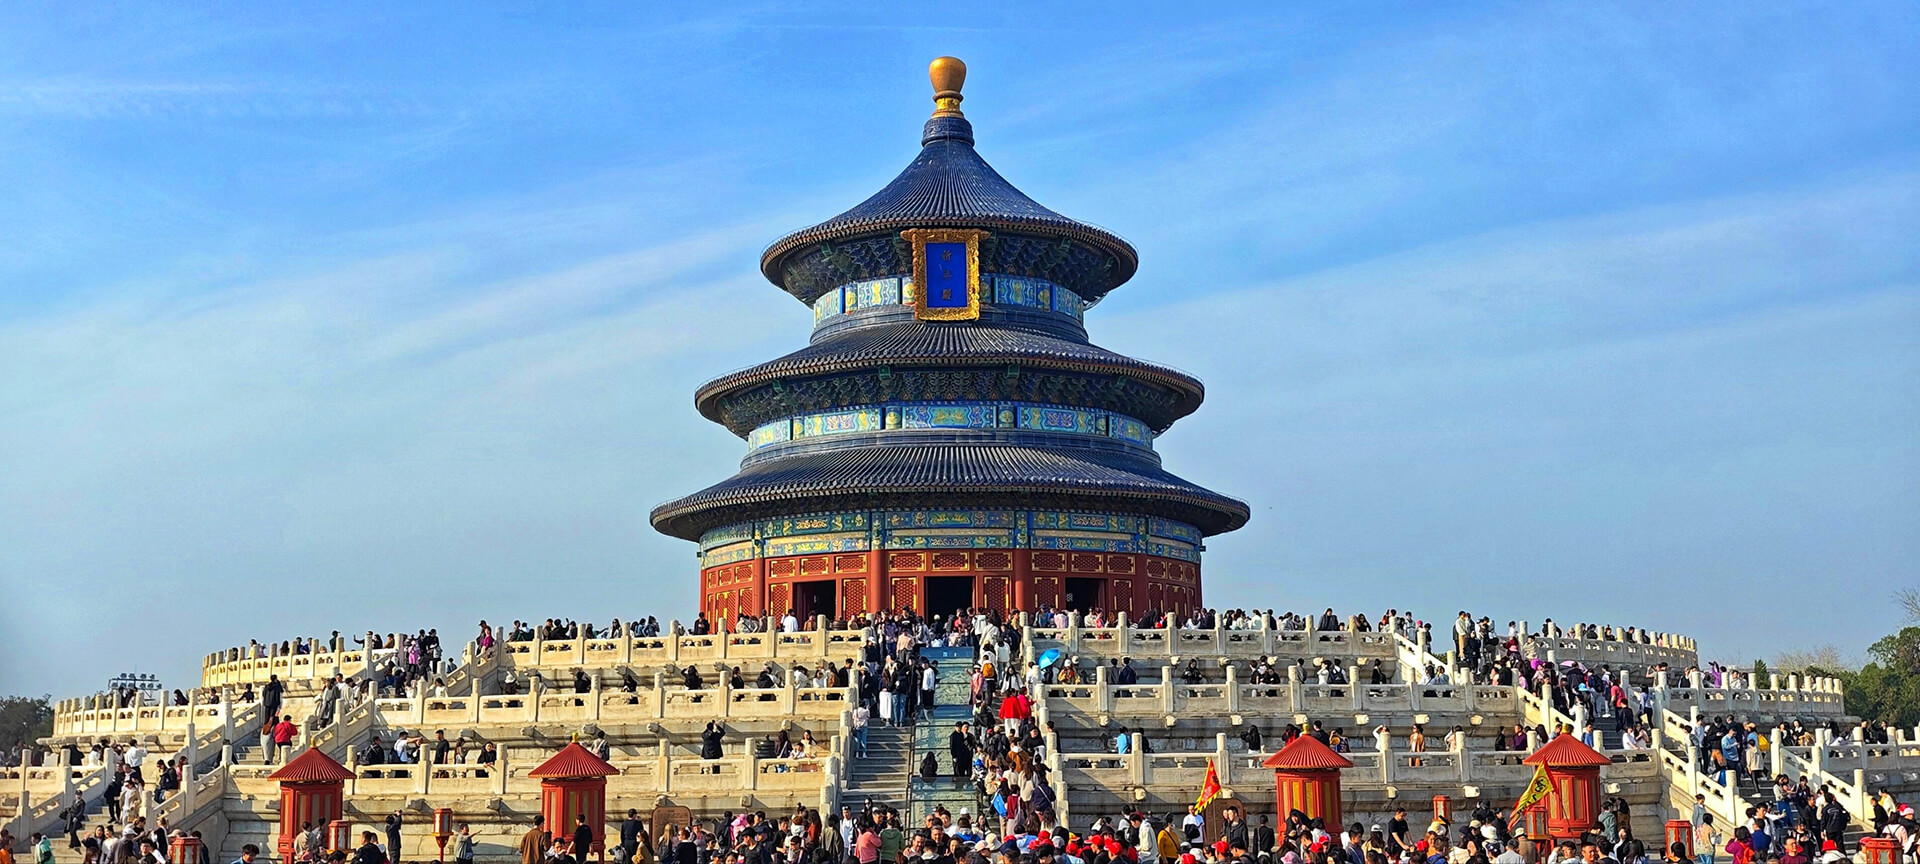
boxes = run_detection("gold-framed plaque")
[902,228,985,321]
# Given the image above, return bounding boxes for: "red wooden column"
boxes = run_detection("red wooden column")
[529,742,620,864]
[266,750,355,861]
[866,550,886,617]
[1522,734,1612,841]
[1261,732,1354,827]
[1011,550,1031,612]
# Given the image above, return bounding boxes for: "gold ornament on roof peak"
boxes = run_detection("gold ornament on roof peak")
[929,56,966,118]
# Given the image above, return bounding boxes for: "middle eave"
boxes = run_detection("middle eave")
[695,321,1206,436]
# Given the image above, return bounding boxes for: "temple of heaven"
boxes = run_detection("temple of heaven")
[651,57,1248,623]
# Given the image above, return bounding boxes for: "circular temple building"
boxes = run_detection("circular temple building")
[651,58,1249,623]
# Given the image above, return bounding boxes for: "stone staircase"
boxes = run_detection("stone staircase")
[909,646,981,823]
[843,725,912,810]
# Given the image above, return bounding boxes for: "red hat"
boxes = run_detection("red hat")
[1821,841,1837,852]
[1214,841,1230,856]
[1181,856,1197,864]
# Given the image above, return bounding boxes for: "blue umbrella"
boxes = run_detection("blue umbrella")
[1037,648,1065,669]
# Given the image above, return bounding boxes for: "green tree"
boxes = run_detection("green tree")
[1819,626,1920,728]
[1751,658,1769,687]
[0,694,54,755]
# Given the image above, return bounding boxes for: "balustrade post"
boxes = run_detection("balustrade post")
[1066,616,1081,655]
[185,722,199,771]
[1130,735,1146,786]
[1095,664,1111,713]
[783,677,798,716]
[1287,664,1302,714]
[221,692,234,743]
[653,672,666,720]
[1215,732,1231,785]
[1225,664,1240,713]
[720,674,734,719]
[621,631,633,665]
[1377,734,1391,784]
[1161,666,1176,715]
[817,616,830,657]
[591,673,602,721]
[496,751,508,795]
[1349,667,1363,712]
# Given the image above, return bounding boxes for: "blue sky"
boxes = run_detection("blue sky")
[1,4,1915,695]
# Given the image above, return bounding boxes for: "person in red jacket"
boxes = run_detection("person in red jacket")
[270,715,300,761]
[998,689,1030,734]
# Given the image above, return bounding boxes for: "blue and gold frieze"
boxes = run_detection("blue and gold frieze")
[1148,516,1202,544]
[1029,511,1145,534]
[698,508,1201,566]
[749,401,1153,452]
[884,531,1017,550]
[765,532,869,557]
[747,420,793,449]
[1147,540,1200,563]
[1018,405,1103,436]
[884,510,1016,529]
[812,274,1084,325]
[759,511,870,539]
[701,541,757,567]
[795,408,882,438]
[1030,534,1140,553]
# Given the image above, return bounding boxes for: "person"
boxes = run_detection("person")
[521,817,547,864]
[619,810,644,864]
[851,704,870,758]
[31,834,51,864]
[353,833,385,864]
[1692,814,1718,864]
[234,843,260,864]
[454,826,474,864]
[949,723,974,784]
[385,812,403,864]
[270,715,300,763]
[701,722,724,760]
[572,814,595,862]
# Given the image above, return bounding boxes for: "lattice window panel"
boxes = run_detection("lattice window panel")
[975,551,1012,570]
[931,551,970,571]
[889,578,919,612]
[767,583,791,616]
[800,556,830,576]
[833,554,867,573]
[1105,555,1135,574]
[1110,579,1133,612]
[1071,553,1103,572]
[983,576,1010,613]
[1032,576,1060,608]
[1031,552,1066,571]
[1148,583,1165,610]
[842,579,867,616]
[1145,559,1167,578]
[736,588,757,617]
[888,552,925,571]
[768,559,797,578]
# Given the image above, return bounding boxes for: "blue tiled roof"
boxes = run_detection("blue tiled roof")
[760,116,1139,303]
[649,441,1250,541]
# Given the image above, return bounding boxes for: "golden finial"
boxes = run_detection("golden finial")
[929,56,966,118]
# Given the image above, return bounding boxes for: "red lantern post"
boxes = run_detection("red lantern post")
[1260,734,1354,828]
[329,820,354,854]
[168,835,203,864]
[1663,820,1692,859]
[1432,796,1451,826]
[1859,837,1897,864]
[433,808,455,863]
[1520,734,1612,841]
[266,750,357,861]
[528,742,620,864]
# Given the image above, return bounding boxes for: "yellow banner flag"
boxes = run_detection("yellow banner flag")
[1507,764,1552,831]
